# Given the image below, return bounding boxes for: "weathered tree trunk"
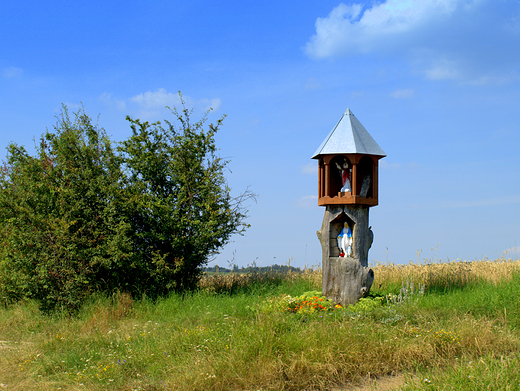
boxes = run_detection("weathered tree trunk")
[317,205,374,306]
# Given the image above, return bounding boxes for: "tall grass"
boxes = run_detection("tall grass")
[1,258,520,390]
[198,267,321,295]
[373,257,520,294]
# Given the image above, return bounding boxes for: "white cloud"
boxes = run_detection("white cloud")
[297,195,318,208]
[305,1,457,58]
[129,89,221,112]
[305,0,520,83]
[99,92,126,111]
[130,88,180,110]
[198,97,222,112]
[2,66,23,79]
[380,160,403,170]
[99,89,221,120]
[390,88,414,98]
[61,102,82,111]
[424,63,459,80]
[301,162,318,175]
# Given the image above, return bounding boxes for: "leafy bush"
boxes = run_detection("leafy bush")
[0,98,253,312]
[117,101,253,297]
[0,107,130,312]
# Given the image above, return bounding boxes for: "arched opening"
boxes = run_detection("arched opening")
[330,155,352,196]
[357,156,374,198]
[329,212,355,258]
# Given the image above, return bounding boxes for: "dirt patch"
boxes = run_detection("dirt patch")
[0,340,33,350]
[331,373,406,390]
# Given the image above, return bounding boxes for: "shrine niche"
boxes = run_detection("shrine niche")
[316,152,380,206]
[312,108,385,306]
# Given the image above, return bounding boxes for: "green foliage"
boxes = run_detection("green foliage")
[117,97,253,297]
[260,290,337,314]
[345,296,384,312]
[259,290,385,315]
[0,97,253,312]
[0,106,130,312]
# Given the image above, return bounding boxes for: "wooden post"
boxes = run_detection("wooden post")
[351,162,358,196]
[373,159,379,201]
[324,161,330,198]
[317,205,374,306]
[319,160,324,199]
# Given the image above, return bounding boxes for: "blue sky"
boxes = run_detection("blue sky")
[2,0,520,268]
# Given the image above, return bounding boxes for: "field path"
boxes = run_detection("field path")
[332,373,405,390]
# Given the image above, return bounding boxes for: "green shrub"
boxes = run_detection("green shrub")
[0,106,130,312]
[117,98,254,297]
[0,97,253,312]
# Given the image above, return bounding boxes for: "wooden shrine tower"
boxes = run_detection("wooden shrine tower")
[312,109,385,306]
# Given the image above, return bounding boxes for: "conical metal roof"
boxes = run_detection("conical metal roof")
[312,108,386,158]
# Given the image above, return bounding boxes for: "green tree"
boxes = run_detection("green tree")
[0,98,253,312]
[118,97,254,296]
[0,106,131,312]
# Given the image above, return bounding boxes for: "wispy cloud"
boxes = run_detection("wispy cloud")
[297,195,318,208]
[99,89,221,120]
[99,92,126,111]
[61,102,82,111]
[422,58,460,81]
[130,88,179,110]
[390,88,414,99]
[2,66,23,79]
[305,0,520,83]
[380,161,402,170]
[300,162,318,175]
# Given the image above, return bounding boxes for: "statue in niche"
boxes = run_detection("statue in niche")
[337,222,353,257]
[335,158,352,193]
[359,174,371,198]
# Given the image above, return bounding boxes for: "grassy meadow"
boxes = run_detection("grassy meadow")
[1,257,520,390]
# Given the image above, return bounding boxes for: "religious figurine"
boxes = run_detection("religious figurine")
[335,158,352,192]
[359,174,371,198]
[337,222,353,257]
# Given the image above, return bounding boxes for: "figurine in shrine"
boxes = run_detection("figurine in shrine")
[335,158,352,192]
[359,174,371,198]
[337,222,353,257]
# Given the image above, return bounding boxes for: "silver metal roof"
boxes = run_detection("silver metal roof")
[311,108,386,158]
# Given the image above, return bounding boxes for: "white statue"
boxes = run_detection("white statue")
[337,222,353,257]
[335,159,352,192]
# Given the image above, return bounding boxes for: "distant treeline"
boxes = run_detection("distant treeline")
[204,264,304,274]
